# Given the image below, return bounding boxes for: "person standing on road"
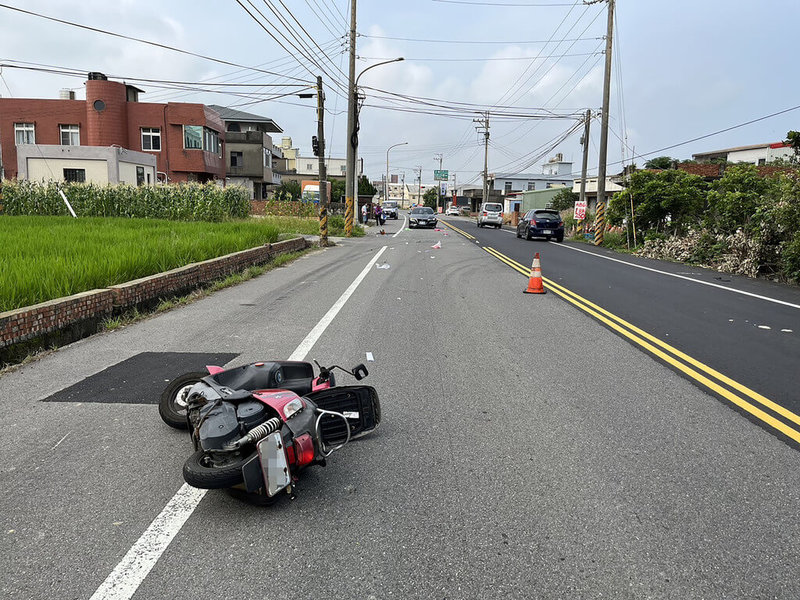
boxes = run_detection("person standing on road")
[374,203,383,226]
[361,203,367,224]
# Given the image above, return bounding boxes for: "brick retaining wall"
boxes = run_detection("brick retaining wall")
[0,237,308,360]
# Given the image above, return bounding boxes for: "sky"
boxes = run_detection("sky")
[1,0,799,189]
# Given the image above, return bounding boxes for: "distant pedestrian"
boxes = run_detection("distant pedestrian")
[361,203,368,224]
[374,203,383,226]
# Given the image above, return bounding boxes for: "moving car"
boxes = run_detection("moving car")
[382,200,399,219]
[516,209,564,242]
[446,205,460,216]
[477,202,503,228]
[409,206,437,228]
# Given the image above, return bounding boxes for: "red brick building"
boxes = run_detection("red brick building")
[0,72,225,183]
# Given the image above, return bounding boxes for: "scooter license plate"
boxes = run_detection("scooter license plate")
[256,431,291,497]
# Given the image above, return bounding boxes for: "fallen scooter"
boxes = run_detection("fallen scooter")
[159,359,381,504]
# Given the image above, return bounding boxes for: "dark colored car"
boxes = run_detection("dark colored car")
[516,209,564,242]
[409,206,437,229]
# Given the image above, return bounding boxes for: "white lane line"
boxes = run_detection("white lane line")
[90,245,388,600]
[50,432,70,451]
[392,216,407,238]
[554,242,800,310]
[89,485,206,600]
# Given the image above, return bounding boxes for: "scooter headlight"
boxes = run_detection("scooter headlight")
[283,397,304,419]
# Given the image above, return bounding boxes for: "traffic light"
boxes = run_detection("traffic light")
[312,135,319,156]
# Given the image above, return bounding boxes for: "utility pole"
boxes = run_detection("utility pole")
[416,165,422,206]
[344,0,357,236]
[579,108,591,232]
[452,172,457,208]
[434,153,443,212]
[316,75,328,247]
[592,0,614,246]
[474,112,490,211]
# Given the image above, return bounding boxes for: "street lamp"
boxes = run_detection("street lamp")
[386,141,408,206]
[345,57,404,234]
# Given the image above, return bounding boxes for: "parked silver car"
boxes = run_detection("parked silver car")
[477,202,503,228]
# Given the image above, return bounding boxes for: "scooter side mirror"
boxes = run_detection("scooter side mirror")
[352,364,368,380]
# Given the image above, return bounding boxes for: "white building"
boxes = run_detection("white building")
[16,145,156,185]
[491,154,575,195]
[692,142,793,165]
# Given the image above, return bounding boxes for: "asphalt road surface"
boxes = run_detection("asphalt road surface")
[2,215,800,599]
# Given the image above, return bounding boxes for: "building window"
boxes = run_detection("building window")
[307,163,314,171]
[758,158,766,166]
[527,181,535,191]
[60,125,80,146]
[63,168,85,183]
[504,181,512,193]
[14,123,35,145]
[231,151,243,168]
[136,166,145,186]
[184,125,203,149]
[341,165,347,174]
[141,127,161,151]
[203,127,220,154]
[184,125,220,153]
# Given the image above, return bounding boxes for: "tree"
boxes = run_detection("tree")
[705,163,777,235]
[330,179,346,203]
[644,156,676,170]
[550,187,578,212]
[608,169,706,235]
[785,131,800,163]
[274,180,300,201]
[422,187,438,210]
[358,175,377,196]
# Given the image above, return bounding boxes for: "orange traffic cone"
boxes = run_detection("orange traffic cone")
[524,252,546,294]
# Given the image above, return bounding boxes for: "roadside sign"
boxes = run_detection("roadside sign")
[434,170,449,181]
[440,182,448,195]
[574,200,587,220]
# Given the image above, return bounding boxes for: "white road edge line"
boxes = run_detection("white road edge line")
[555,242,800,310]
[89,245,389,600]
[392,216,407,238]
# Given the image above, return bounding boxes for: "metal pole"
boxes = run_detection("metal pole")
[317,75,328,247]
[579,108,591,233]
[594,0,614,246]
[344,0,357,236]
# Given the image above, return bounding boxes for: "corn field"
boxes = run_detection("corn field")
[1,181,251,221]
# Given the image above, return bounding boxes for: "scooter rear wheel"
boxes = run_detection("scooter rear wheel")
[183,450,249,489]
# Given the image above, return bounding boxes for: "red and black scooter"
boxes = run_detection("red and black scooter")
[159,360,380,504]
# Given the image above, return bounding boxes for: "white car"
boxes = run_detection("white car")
[477,202,504,228]
[446,206,460,216]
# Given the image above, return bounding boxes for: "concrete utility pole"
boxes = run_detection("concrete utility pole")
[316,75,328,247]
[434,153,443,212]
[416,165,422,206]
[474,112,490,210]
[344,0,357,236]
[593,0,614,246]
[579,108,591,230]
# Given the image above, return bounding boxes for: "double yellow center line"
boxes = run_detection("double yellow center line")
[443,217,800,445]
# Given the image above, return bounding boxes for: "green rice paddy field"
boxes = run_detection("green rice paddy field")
[0,215,336,312]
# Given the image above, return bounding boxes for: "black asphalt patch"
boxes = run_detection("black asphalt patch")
[42,352,239,404]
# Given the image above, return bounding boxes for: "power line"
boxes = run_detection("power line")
[0,2,311,83]
[358,33,602,44]
[360,51,602,63]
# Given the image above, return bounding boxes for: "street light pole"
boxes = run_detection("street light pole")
[386,141,408,206]
[345,57,404,235]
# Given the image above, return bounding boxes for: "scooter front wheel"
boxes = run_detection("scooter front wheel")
[183,450,250,489]
[159,372,206,429]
